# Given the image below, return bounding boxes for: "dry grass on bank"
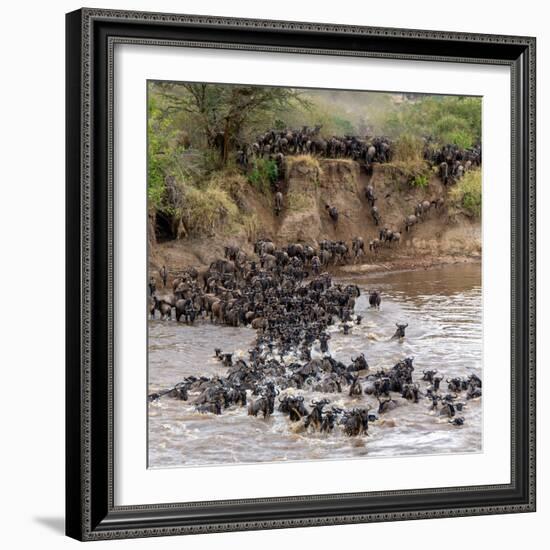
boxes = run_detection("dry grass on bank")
[181,185,239,236]
[449,169,482,218]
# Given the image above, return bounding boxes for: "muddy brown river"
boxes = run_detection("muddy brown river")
[148,263,482,468]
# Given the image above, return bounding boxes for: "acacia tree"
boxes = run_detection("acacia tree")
[155,82,303,164]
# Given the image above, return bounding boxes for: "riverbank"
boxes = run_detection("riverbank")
[149,158,481,278]
[338,254,481,277]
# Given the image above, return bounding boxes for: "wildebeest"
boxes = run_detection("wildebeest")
[401,383,420,403]
[274,191,283,216]
[159,265,168,287]
[371,206,381,226]
[369,239,381,254]
[439,400,456,418]
[348,375,363,397]
[351,237,365,260]
[279,395,308,421]
[388,231,401,246]
[350,354,369,371]
[152,295,173,320]
[176,295,199,324]
[392,323,408,339]
[377,397,398,414]
[365,185,376,207]
[304,398,330,431]
[326,204,339,224]
[432,197,445,210]
[422,369,438,383]
[196,399,223,415]
[369,290,381,309]
[404,214,418,232]
[341,407,371,436]
[432,375,443,392]
[421,200,431,216]
[447,377,465,393]
[320,408,341,433]
[439,161,449,184]
[248,396,271,418]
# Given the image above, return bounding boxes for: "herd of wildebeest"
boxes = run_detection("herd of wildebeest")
[148,237,482,438]
[235,125,481,179]
[148,129,482,441]
[250,128,480,244]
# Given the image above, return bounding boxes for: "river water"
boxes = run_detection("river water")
[148,263,482,468]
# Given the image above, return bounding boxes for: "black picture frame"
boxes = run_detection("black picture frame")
[66,8,536,541]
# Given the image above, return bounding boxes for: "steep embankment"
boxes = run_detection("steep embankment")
[150,157,481,273]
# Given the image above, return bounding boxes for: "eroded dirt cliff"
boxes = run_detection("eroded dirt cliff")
[150,157,481,274]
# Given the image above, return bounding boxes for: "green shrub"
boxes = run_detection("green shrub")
[248,158,278,195]
[444,129,474,150]
[449,169,482,218]
[147,179,166,209]
[412,174,429,188]
[380,159,430,188]
[379,96,481,147]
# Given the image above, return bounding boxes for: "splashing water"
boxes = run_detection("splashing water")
[148,263,481,468]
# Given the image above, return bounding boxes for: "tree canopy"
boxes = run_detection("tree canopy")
[151,82,304,163]
[147,81,481,220]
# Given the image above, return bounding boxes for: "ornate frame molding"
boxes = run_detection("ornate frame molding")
[66,8,536,541]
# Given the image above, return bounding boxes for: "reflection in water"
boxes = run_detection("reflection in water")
[148,263,482,468]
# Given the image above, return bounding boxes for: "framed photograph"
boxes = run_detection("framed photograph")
[66,8,536,541]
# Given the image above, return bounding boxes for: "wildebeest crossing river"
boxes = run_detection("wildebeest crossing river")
[148,263,481,468]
